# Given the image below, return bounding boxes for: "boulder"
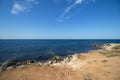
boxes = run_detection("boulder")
[92,43,103,49]
[0,61,15,71]
[50,55,64,63]
[6,66,15,70]
[27,60,36,64]
[18,65,26,68]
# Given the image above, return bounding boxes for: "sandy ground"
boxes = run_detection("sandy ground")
[0,44,120,80]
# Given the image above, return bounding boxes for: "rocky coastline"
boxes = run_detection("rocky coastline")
[0,43,120,80]
[0,52,73,71]
[0,43,118,71]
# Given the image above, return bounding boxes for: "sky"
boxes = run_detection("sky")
[0,0,120,39]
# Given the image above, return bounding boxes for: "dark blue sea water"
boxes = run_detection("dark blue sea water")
[0,39,120,62]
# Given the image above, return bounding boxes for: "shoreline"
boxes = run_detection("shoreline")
[0,43,105,71]
[0,43,119,71]
[0,43,120,80]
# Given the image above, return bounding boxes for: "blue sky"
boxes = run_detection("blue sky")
[0,0,120,39]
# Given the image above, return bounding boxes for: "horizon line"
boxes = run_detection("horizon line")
[0,38,118,40]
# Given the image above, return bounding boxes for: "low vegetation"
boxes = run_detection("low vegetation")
[99,44,120,57]
[101,59,107,62]
[84,73,98,80]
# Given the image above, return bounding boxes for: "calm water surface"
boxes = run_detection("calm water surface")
[0,39,120,62]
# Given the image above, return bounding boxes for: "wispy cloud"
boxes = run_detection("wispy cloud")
[11,0,38,15]
[58,0,95,22]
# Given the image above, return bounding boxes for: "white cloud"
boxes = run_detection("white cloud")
[11,0,38,15]
[11,2,26,14]
[59,0,95,22]
[75,0,84,4]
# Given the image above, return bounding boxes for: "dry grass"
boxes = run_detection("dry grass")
[101,59,107,62]
[99,45,120,57]
[84,73,98,80]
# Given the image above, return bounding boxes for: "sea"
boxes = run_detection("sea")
[0,39,120,63]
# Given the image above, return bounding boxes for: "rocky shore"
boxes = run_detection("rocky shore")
[0,43,120,80]
[0,53,73,71]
